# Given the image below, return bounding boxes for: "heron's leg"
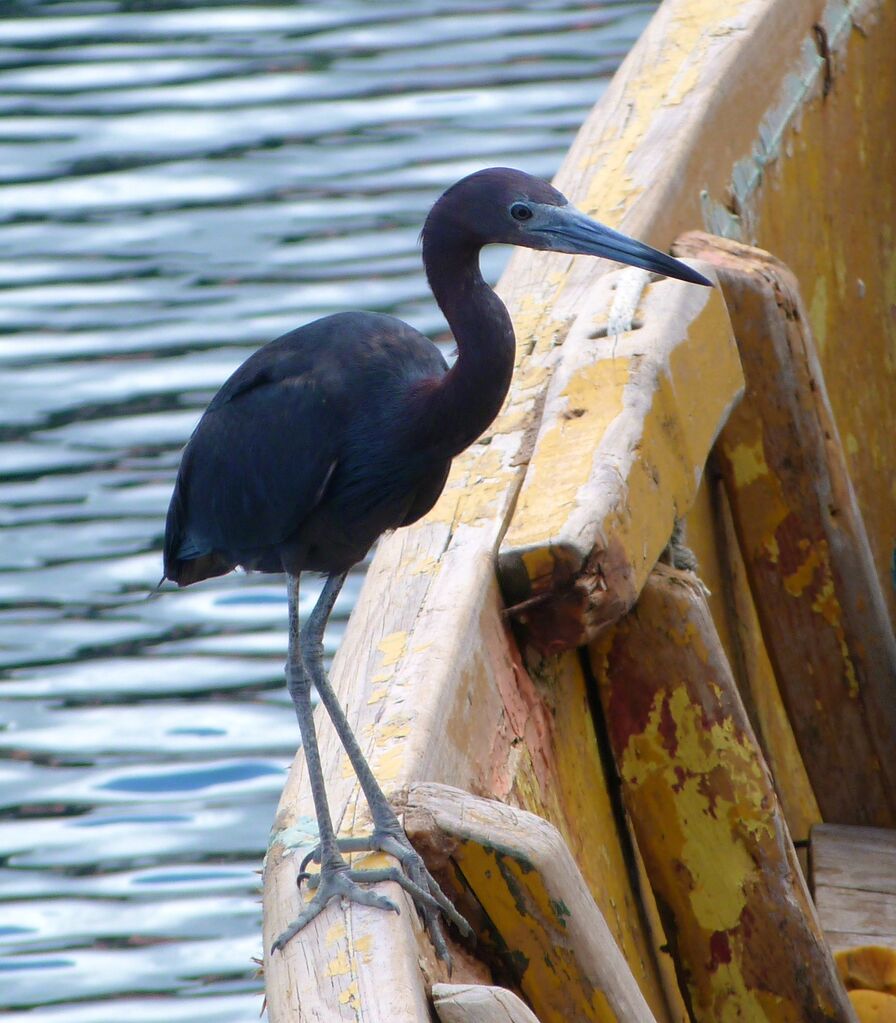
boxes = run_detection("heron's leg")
[300,572,471,956]
[299,571,403,830]
[272,573,399,954]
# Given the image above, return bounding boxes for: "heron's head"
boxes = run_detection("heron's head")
[426,167,711,287]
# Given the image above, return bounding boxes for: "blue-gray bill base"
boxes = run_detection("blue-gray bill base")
[163,168,711,961]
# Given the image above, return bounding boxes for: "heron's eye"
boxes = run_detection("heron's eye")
[510,203,533,222]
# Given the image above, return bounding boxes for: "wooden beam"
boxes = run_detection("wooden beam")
[433,983,542,1023]
[589,565,857,1023]
[498,266,742,653]
[710,473,822,846]
[674,232,896,827]
[263,1,893,1016]
[402,783,658,1023]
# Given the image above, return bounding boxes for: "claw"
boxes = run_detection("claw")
[283,826,472,960]
[272,864,400,954]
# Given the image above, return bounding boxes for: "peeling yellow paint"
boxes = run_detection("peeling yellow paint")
[808,275,828,353]
[501,282,739,620]
[750,0,896,621]
[578,0,753,221]
[338,980,359,1007]
[454,841,626,1023]
[376,631,407,667]
[782,541,821,597]
[505,358,630,550]
[325,949,353,978]
[725,436,768,489]
[370,741,405,785]
[520,546,558,590]
[619,684,774,938]
[517,650,678,1022]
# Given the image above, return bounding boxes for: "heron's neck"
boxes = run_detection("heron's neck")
[415,235,516,459]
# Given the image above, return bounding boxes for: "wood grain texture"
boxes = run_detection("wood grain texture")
[263,0,891,1016]
[710,472,822,845]
[498,266,741,653]
[812,825,896,897]
[812,825,896,955]
[589,565,857,1023]
[433,984,543,1023]
[729,0,896,622]
[402,783,657,1023]
[815,889,896,946]
[674,232,896,827]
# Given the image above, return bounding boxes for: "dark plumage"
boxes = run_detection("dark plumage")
[162,167,710,959]
[164,311,450,583]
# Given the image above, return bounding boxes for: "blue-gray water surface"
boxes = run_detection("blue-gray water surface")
[0,2,655,1018]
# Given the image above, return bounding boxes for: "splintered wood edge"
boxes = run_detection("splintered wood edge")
[498,264,742,652]
[433,984,544,1023]
[402,782,658,1023]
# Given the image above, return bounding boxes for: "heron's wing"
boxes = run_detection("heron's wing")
[165,348,343,575]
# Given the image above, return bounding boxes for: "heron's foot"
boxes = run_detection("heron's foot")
[271,860,399,954]
[298,825,471,963]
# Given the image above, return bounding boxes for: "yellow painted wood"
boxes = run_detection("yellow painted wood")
[264,0,892,1017]
[846,989,896,1023]
[402,784,659,1023]
[680,476,737,668]
[674,233,896,826]
[589,565,856,1023]
[711,477,822,844]
[506,648,677,1023]
[734,0,896,622]
[499,270,742,651]
[678,451,823,848]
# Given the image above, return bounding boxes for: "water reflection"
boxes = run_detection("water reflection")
[0,1,654,1018]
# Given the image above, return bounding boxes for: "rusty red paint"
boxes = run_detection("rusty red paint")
[672,764,689,793]
[708,930,732,971]
[603,642,658,755]
[658,691,678,754]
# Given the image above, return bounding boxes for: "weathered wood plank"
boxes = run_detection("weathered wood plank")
[812,824,896,961]
[510,647,677,1021]
[815,887,896,943]
[726,0,896,623]
[263,1,893,1017]
[433,984,542,1023]
[589,565,856,1023]
[812,824,896,897]
[402,783,658,1023]
[674,232,896,827]
[264,564,673,1021]
[711,473,822,845]
[498,266,742,653]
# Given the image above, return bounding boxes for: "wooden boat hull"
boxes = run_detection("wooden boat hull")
[263,0,895,1019]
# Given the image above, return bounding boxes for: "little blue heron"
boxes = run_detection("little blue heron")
[164,167,710,959]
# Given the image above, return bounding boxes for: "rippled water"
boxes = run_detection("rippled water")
[0,2,655,1018]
